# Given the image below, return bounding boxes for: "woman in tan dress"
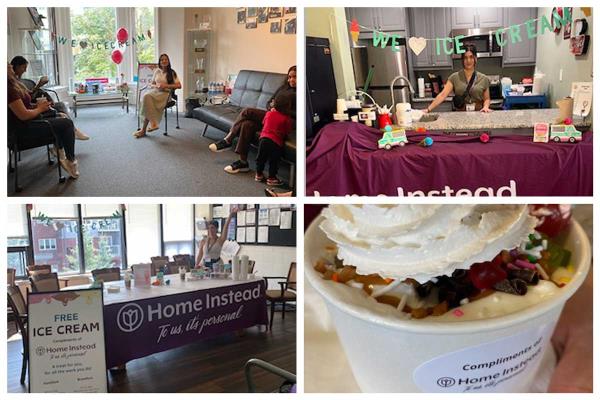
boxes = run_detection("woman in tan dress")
[134,53,182,138]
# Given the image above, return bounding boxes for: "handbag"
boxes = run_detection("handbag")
[453,71,477,110]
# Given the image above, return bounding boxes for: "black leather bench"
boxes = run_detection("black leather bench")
[191,70,296,186]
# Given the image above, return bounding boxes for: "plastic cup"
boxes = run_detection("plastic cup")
[305,216,591,393]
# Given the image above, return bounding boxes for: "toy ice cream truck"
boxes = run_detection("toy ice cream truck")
[378,127,408,150]
[549,124,582,143]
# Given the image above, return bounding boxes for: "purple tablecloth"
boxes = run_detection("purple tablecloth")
[306,122,593,196]
[104,280,267,367]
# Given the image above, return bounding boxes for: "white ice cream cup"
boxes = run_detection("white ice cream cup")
[305,215,591,393]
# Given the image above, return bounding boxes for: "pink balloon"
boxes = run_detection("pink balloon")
[111,49,123,64]
[116,27,128,43]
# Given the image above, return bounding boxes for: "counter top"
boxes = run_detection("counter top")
[410,108,591,131]
[412,96,453,103]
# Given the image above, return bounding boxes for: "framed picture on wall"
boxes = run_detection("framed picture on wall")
[246,17,257,29]
[284,7,296,15]
[270,20,282,34]
[258,7,268,23]
[284,18,296,35]
[268,7,283,18]
[247,7,257,18]
[236,8,246,24]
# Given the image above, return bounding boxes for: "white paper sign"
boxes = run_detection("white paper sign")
[246,226,256,243]
[133,263,151,287]
[269,209,281,226]
[220,240,241,259]
[280,211,293,229]
[28,289,108,393]
[412,322,554,393]
[236,227,246,243]
[246,210,256,225]
[258,209,269,225]
[258,226,269,243]
[237,210,246,226]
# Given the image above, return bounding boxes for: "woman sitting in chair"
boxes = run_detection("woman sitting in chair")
[134,53,182,138]
[10,56,90,140]
[7,64,80,178]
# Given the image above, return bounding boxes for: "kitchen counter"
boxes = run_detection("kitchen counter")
[411,96,453,103]
[409,108,591,132]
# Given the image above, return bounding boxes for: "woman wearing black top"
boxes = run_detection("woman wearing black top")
[209,65,296,174]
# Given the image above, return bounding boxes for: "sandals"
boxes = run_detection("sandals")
[133,129,146,138]
[147,123,159,132]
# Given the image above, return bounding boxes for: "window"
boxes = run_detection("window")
[31,204,79,275]
[135,7,155,64]
[162,204,194,257]
[70,7,117,81]
[7,204,29,247]
[82,204,124,270]
[31,218,80,274]
[38,238,57,250]
[125,204,161,264]
[17,7,59,85]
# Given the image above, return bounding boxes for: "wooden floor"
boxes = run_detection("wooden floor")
[7,312,296,393]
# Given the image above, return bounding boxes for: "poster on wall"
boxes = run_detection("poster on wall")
[284,18,296,34]
[28,288,108,393]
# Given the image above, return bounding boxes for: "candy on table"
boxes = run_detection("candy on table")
[480,133,490,143]
[417,136,433,147]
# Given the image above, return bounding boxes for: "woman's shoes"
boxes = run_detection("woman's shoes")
[266,177,284,186]
[60,158,80,179]
[147,123,159,132]
[75,129,90,140]
[255,173,266,182]
[133,129,146,138]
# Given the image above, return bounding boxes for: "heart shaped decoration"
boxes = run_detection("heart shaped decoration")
[408,37,427,56]
[79,41,88,49]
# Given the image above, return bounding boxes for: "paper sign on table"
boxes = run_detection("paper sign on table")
[28,288,108,393]
[258,226,269,243]
[258,209,269,225]
[533,123,550,143]
[236,227,246,243]
[246,210,256,225]
[269,209,281,226]
[280,211,293,229]
[246,226,256,243]
[133,263,151,287]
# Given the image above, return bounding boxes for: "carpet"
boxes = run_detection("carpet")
[7,105,291,197]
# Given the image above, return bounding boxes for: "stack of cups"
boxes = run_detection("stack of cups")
[240,255,249,281]
[232,255,240,280]
[395,103,412,127]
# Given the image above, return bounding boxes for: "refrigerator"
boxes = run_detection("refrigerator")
[306,36,338,144]
[351,35,411,107]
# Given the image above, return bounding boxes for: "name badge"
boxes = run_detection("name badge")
[466,103,476,112]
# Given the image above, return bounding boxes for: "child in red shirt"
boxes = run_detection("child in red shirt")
[255,92,294,186]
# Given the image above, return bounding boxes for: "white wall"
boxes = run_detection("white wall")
[157,7,186,108]
[535,7,593,107]
[239,245,296,290]
[305,7,355,97]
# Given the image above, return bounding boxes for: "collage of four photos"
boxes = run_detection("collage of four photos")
[4,3,595,395]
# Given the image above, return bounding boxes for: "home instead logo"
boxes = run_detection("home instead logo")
[116,303,144,333]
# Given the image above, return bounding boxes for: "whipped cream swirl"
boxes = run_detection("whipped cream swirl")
[319,205,538,283]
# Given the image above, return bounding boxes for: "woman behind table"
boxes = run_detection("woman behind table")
[7,64,80,178]
[195,207,238,269]
[133,53,182,138]
[209,65,296,174]
[424,44,492,113]
[10,56,90,140]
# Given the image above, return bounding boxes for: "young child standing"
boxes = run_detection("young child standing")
[255,92,294,186]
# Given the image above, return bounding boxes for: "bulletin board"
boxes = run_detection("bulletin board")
[210,204,296,247]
